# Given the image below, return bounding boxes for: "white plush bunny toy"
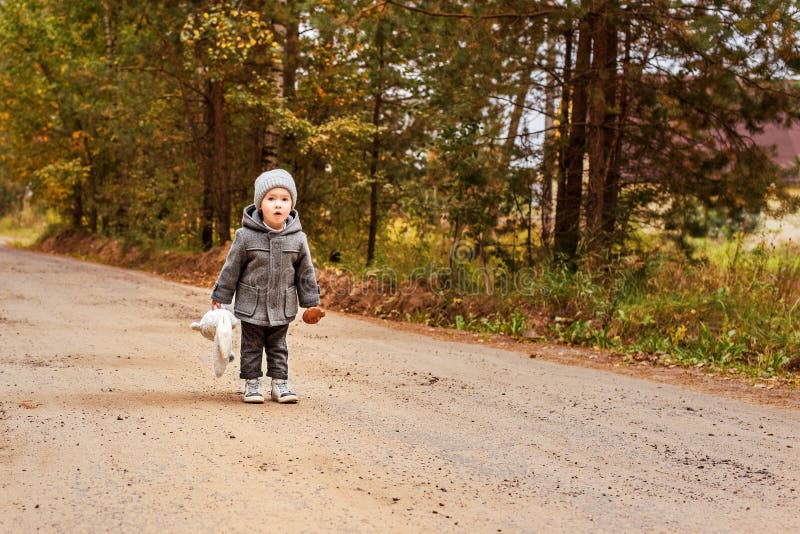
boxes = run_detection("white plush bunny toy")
[191,308,240,377]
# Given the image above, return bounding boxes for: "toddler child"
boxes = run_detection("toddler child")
[211,169,324,403]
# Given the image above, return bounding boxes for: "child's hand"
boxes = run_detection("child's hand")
[302,306,325,324]
[211,300,223,310]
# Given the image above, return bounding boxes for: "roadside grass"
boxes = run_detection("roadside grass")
[0,206,53,246]
[534,238,800,380]
[399,235,800,381]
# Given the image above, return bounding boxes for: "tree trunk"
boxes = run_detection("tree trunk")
[540,22,558,249]
[478,236,492,295]
[261,0,287,170]
[585,1,618,254]
[554,16,592,262]
[71,182,83,230]
[501,67,532,170]
[280,8,300,171]
[554,28,573,255]
[528,179,535,265]
[201,164,214,250]
[208,80,231,244]
[178,75,213,249]
[81,135,98,233]
[500,63,533,263]
[282,8,298,104]
[366,21,385,266]
[602,22,631,239]
[96,0,120,236]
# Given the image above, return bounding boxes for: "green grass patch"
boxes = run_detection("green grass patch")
[0,206,55,246]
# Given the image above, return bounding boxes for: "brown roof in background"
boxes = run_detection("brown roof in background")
[751,123,800,168]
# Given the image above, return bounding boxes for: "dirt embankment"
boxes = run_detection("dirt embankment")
[33,230,523,323]
[34,229,228,286]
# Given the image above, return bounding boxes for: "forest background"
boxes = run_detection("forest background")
[1,0,800,380]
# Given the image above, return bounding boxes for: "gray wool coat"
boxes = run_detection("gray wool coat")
[211,205,320,326]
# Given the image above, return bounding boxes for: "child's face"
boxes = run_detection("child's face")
[260,187,292,229]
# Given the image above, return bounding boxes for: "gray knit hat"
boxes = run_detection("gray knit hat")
[253,169,297,209]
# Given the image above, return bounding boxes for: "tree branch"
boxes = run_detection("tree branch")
[382,0,556,20]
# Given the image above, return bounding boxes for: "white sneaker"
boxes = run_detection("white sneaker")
[271,379,298,403]
[243,378,264,403]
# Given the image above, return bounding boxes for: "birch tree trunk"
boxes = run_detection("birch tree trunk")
[501,66,532,171]
[261,0,287,170]
[502,63,533,265]
[540,23,558,249]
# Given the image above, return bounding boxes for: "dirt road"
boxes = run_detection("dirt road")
[1,245,799,532]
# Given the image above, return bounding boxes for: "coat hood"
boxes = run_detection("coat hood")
[241,204,302,235]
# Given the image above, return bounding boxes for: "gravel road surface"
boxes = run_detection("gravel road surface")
[1,245,798,532]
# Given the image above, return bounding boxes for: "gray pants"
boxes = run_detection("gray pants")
[240,321,290,380]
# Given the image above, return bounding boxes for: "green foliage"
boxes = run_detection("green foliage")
[673,325,747,367]
[405,310,432,326]
[552,318,594,345]
[32,159,88,207]
[180,5,275,80]
[536,239,800,376]
[453,309,527,339]
[1,0,798,257]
